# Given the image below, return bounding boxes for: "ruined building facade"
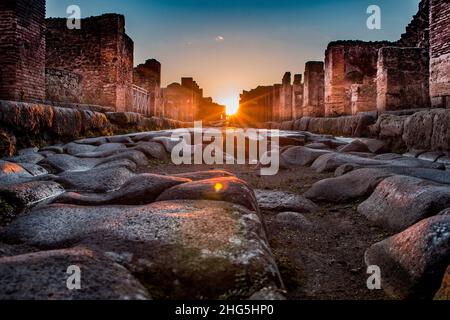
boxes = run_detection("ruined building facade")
[0,0,46,102]
[161,78,225,123]
[239,0,448,125]
[133,59,163,116]
[430,0,450,108]
[46,14,134,111]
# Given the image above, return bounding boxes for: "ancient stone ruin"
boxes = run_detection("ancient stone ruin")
[0,0,449,303]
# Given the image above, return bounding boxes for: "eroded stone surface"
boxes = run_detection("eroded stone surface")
[157,177,259,212]
[0,200,283,299]
[55,167,135,193]
[365,215,450,299]
[0,247,151,300]
[358,176,450,231]
[0,181,64,208]
[255,189,318,213]
[280,146,331,169]
[54,174,190,206]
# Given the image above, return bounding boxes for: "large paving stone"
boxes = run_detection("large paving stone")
[38,154,101,173]
[74,137,108,146]
[279,146,331,169]
[0,160,33,185]
[95,143,127,153]
[338,140,370,154]
[173,170,235,181]
[365,215,450,299]
[358,176,450,232]
[311,153,444,173]
[304,168,394,203]
[0,247,151,300]
[54,174,190,206]
[5,152,44,165]
[19,163,48,177]
[156,177,258,212]
[0,181,64,208]
[64,142,97,156]
[255,189,318,213]
[55,167,135,193]
[152,136,184,153]
[0,200,283,299]
[132,141,168,160]
[306,166,450,204]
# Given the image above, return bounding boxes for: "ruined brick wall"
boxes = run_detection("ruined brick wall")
[239,86,274,126]
[134,59,162,116]
[429,0,450,108]
[293,74,304,119]
[279,72,293,121]
[46,14,134,111]
[351,84,377,115]
[324,41,393,116]
[303,61,325,117]
[398,0,430,49]
[377,47,430,112]
[45,68,83,104]
[0,0,46,102]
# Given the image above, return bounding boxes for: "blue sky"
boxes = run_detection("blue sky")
[46,0,421,104]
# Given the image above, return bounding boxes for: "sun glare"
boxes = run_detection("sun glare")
[220,96,240,116]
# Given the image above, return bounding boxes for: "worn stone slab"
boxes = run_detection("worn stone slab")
[0,161,33,185]
[0,200,283,299]
[173,170,235,181]
[304,168,394,203]
[156,177,258,212]
[280,146,331,169]
[0,181,64,208]
[365,215,450,299]
[358,176,450,232]
[311,153,445,173]
[255,189,318,213]
[0,247,151,300]
[55,167,135,193]
[54,174,190,206]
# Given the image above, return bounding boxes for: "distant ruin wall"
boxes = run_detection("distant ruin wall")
[46,14,134,111]
[45,68,83,104]
[0,0,46,102]
[429,0,450,108]
[303,61,325,117]
[397,0,430,49]
[324,41,393,117]
[377,47,430,112]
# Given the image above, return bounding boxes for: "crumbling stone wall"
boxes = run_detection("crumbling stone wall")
[46,14,134,112]
[351,84,377,115]
[45,68,83,104]
[303,61,325,117]
[279,72,293,121]
[398,0,430,49]
[0,0,46,102]
[324,41,393,117]
[134,59,162,116]
[430,0,450,108]
[377,47,430,112]
[292,74,304,119]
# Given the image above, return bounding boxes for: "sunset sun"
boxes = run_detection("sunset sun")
[220,96,240,116]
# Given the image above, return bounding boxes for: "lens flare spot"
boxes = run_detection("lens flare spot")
[214,183,223,192]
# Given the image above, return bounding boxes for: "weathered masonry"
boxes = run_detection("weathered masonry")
[429,0,450,108]
[46,14,134,111]
[0,0,46,102]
